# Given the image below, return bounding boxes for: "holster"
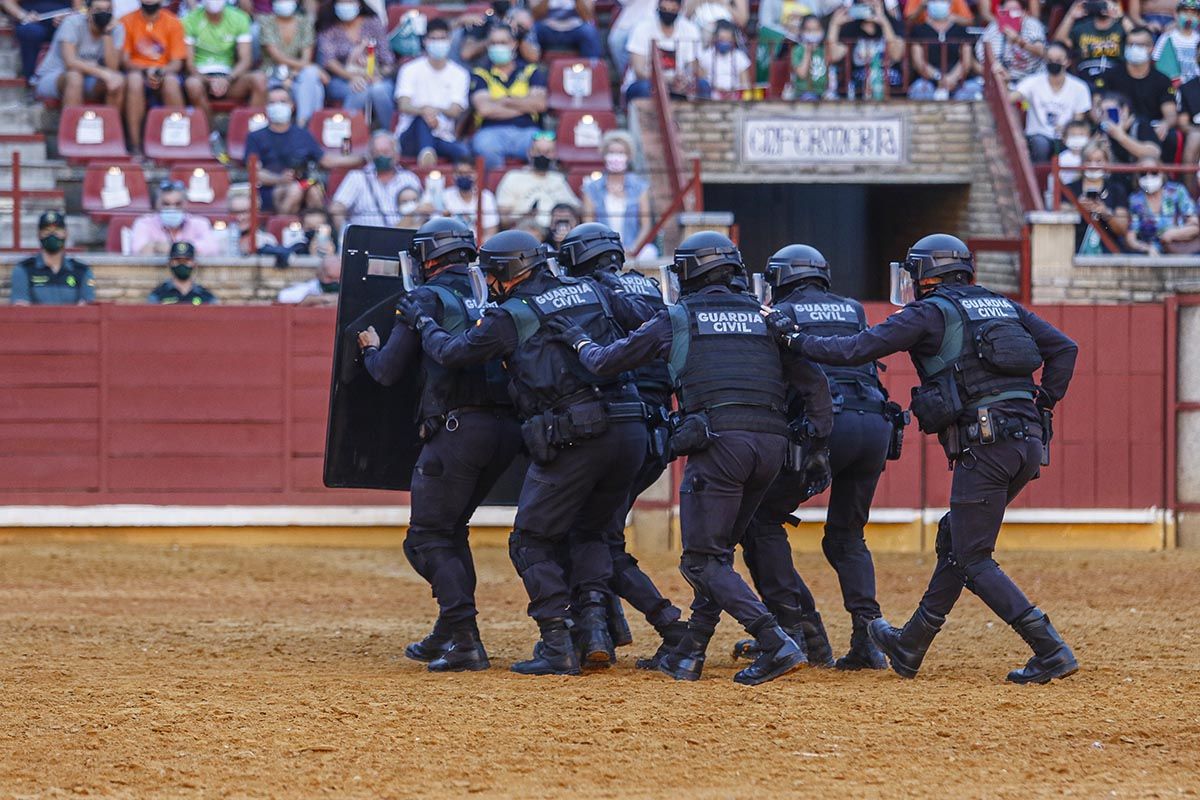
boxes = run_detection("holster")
[647,405,671,463]
[783,417,816,473]
[885,401,909,461]
[666,411,717,459]
[521,415,557,465]
[910,371,964,435]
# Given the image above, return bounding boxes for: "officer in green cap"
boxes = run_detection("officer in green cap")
[10,211,95,305]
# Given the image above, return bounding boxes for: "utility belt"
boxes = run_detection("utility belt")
[646,403,671,465]
[418,405,512,441]
[831,378,887,417]
[522,397,649,465]
[938,406,1033,466]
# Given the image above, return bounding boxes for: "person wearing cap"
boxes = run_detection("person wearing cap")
[147,241,218,305]
[130,179,220,257]
[10,211,95,306]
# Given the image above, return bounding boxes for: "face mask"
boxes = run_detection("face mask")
[1065,134,1088,152]
[159,208,185,228]
[140,1,160,13]
[715,40,734,54]
[658,9,679,26]
[1125,44,1150,64]
[455,175,474,191]
[927,0,951,20]
[1084,167,1106,180]
[372,155,394,173]
[802,31,824,44]
[1046,61,1065,75]
[170,263,194,281]
[266,101,292,125]
[1139,174,1163,193]
[334,2,359,21]
[319,279,340,293]
[399,200,419,215]
[91,10,112,28]
[604,152,628,173]
[1179,14,1197,29]
[425,38,452,60]
[552,220,571,237]
[532,154,552,171]
[203,0,226,14]
[40,233,65,253]
[487,44,514,64]
[273,0,296,15]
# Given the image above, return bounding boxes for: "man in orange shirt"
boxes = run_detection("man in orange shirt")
[121,0,186,155]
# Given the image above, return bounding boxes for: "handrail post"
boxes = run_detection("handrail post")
[12,151,21,251]
[475,155,486,243]
[248,154,259,253]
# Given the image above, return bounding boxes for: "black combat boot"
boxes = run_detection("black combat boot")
[868,607,945,679]
[657,624,713,681]
[608,593,634,648]
[428,620,490,673]
[730,604,809,663]
[733,620,808,686]
[1006,608,1079,685]
[511,620,582,676]
[635,620,688,670]
[576,591,615,667]
[797,611,835,667]
[404,617,452,663]
[835,616,888,671]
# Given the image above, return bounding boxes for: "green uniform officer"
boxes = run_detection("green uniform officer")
[9,211,95,305]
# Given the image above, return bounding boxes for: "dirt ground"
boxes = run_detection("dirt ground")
[0,541,1197,799]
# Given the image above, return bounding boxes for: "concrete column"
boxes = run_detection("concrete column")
[1026,210,1080,300]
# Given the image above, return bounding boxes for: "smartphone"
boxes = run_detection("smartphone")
[849,4,872,20]
[998,8,1021,33]
[1084,0,1107,15]
[1105,106,1121,125]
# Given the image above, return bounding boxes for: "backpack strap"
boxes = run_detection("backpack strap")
[666,302,690,384]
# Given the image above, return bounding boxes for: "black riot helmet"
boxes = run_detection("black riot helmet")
[556,222,624,277]
[765,244,830,289]
[410,217,477,270]
[903,233,974,281]
[477,229,548,282]
[671,230,744,284]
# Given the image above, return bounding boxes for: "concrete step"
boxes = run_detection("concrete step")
[0,159,61,190]
[0,102,49,134]
[0,49,19,78]
[0,135,48,163]
[0,78,25,104]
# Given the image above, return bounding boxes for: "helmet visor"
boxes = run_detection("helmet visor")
[752,273,772,305]
[889,261,915,307]
[399,251,419,292]
[658,264,680,305]
[467,264,490,306]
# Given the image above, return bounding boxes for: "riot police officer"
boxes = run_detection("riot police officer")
[357,218,522,672]
[545,231,835,686]
[767,234,1079,684]
[556,222,687,669]
[734,245,896,671]
[398,229,653,676]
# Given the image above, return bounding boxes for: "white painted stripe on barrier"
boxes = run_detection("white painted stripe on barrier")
[0,505,518,528]
[920,508,1169,524]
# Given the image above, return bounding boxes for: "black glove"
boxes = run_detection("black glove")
[396,296,435,332]
[590,269,623,290]
[763,308,797,339]
[543,315,590,348]
[800,446,832,500]
[1035,387,1055,411]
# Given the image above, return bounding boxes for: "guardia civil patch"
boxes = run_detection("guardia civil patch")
[790,302,858,324]
[959,297,1018,320]
[531,283,599,314]
[694,310,767,336]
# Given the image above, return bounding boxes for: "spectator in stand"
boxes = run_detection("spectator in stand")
[1069,141,1130,254]
[131,179,220,257]
[148,241,219,305]
[625,0,706,101]
[3,0,72,85]
[495,133,580,227]
[227,185,280,255]
[686,0,748,29]
[277,252,341,304]
[395,185,427,229]
[121,0,187,156]
[395,18,471,167]
[182,0,267,122]
[1126,155,1199,254]
[317,0,395,129]
[468,24,548,169]
[258,0,324,126]
[460,1,541,65]
[1133,0,1182,33]
[31,0,124,109]
[427,156,501,238]
[1177,52,1200,192]
[826,0,904,99]
[1094,90,1163,172]
[907,0,981,100]
[1055,0,1132,84]
[545,202,582,251]
[1151,0,1200,84]
[581,130,654,258]
[330,131,422,228]
[608,0,656,75]
[790,14,833,101]
[903,0,972,27]
[1057,117,1092,181]
[1096,27,1180,159]
[698,19,750,94]
[975,0,1047,87]
[245,86,360,213]
[1009,41,1091,162]
[10,211,95,306]
[530,0,601,57]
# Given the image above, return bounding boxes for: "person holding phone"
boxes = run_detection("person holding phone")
[1066,142,1130,254]
[1055,0,1133,84]
[906,0,980,100]
[976,0,1046,87]
[826,0,904,99]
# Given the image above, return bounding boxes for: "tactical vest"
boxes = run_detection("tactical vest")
[779,285,886,414]
[471,63,541,127]
[500,273,631,419]
[666,291,788,436]
[607,267,673,407]
[415,270,510,420]
[913,284,1039,413]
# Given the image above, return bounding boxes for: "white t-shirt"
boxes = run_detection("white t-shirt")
[440,188,500,232]
[625,15,703,84]
[1015,73,1092,140]
[699,46,751,92]
[1153,28,1200,83]
[393,56,471,141]
[612,0,658,34]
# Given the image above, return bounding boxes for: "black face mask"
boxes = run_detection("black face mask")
[319,279,340,293]
[40,233,65,253]
[532,154,552,171]
[141,1,160,13]
[372,155,395,173]
[91,10,112,28]
[1046,61,1065,75]
[455,175,474,191]
[170,264,194,281]
[658,8,678,25]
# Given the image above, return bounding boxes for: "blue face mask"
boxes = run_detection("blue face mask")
[159,207,185,228]
[425,38,452,60]
[927,0,951,20]
[488,44,514,65]
[715,40,734,54]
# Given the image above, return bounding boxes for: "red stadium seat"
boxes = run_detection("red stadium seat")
[307,109,369,157]
[82,163,152,219]
[555,110,616,166]
[548,57,613,112]
[326,167,349,197]
[268,215,304,247]
[57,105,127,163]
[104,214,142,255]
[227,106,268,163]
[144,108,213,163]
[484,168,506,194]
[567,167,603,196]
[168,163,231,213]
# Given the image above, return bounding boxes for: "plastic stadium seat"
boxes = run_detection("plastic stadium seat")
[268,215,304,247]
[567,167,603,196]
[104,214,141,255]
[57,105,127,163]
[307,109,369,157]
[555,110,617,166]
[168,163,231,214]
[326,167,349,197]
[82,163,152,219]
[484,168,506,194]
[227,106,268,163]
[548,57,613,112]
[144,108,213,163]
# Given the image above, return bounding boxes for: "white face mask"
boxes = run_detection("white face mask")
[203,0,226,13]
[266,101,292,124]
[334,1,359,21]
[273,0,296,16]
[1125,44,1151,64]
[425,38,452,60]
[1139,173,1163,193]
[1065,135,1089,152]
[802,31,824,44]
[399,200,419,215]
[604,151,628,173]
[1083,167,1106,180]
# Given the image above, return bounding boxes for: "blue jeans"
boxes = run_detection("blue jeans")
[1026,134,1056,163]
[472,125,538,170]
[907,76,983,101]
[16,20,55,81]
[399,116,470,161]
[270,64,325,126]
[625,77,711,103]
[608,27,632,75]
[327,76,395,130]
[533,21,603,57]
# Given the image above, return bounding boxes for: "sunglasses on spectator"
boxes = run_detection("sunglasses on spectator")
[159,179,186,193]
[532,131,556,142]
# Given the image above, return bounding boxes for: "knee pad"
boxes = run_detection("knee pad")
[679,552,728,596]
[959,556,1001,591]
[934,515,954,562]
[508,529,558,575]
[611,549,639,575]
[821,532,867,564]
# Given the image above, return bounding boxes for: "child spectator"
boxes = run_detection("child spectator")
[258,0,323,125]
[1057,118,1093,182]
[426,157,501,239]
[1151,0,1200,84]
[698,19,750,95]
[182,0,267,121]
[31,0,125,109]
[121,0,187,155]
[790,15,833,101]
[394,18,471,166]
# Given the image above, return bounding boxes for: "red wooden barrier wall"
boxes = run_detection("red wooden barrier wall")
[0,303,1169,510]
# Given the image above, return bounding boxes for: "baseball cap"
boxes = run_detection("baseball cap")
[38,210,66,229]
[169,241,196,260]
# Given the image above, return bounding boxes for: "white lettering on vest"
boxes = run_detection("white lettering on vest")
[695,310,767,335]
[531,283,599,314]
[959,296,1018,320]
[792,302,857,323]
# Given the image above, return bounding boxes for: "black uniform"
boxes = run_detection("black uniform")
[147,281,218,305]
[418,267,652,628]
[363,265,522,631]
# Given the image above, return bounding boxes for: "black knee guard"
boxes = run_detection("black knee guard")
[934,514,953,562]
[821,532,867,565]
[679,552,727,598]
[508,529,558,577]
[404,529,456,582]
